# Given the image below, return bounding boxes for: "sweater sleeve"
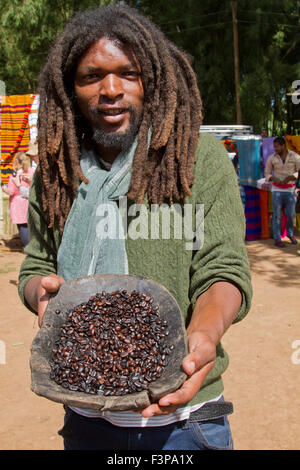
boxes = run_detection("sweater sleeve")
[18,170,60,314]
[189,134,252,324]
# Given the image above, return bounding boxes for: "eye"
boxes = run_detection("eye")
[79,72,103,84]
[84,74,100,80]
[122,70,140,78]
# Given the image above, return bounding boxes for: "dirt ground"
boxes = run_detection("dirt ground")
[0,235,300,450]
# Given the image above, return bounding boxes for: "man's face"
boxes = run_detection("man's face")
[273,142,285,155]
[74,37,144,151]
[261,130,268,138]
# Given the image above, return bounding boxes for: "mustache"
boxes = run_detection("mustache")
[89,104,136,117]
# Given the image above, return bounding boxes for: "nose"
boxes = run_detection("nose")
[99,74,123,101]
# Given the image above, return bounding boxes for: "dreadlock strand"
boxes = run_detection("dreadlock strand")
[164,131,176,200]
[127,111,151,200]
[170,44,202,185]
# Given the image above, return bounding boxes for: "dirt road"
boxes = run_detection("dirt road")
[0,237,299,450]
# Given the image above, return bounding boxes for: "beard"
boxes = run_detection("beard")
[89,105,142,151]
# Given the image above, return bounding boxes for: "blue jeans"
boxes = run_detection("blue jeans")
[58,405,233,451]
[17,223,29,248]
[272,191,296,242]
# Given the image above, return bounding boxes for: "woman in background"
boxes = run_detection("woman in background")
[1,152,35,249]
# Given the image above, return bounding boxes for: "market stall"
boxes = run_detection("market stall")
[228,134,300,241]
[200,125,300,241]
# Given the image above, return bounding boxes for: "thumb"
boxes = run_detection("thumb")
[38,275,65,327]
[182,332,216,376]
[40,274,65,293]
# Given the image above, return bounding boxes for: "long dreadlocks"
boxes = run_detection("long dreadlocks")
[37,4,203,233]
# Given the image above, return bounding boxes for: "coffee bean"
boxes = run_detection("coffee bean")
[50,290,173,396]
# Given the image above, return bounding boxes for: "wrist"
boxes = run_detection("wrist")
[188,282,242,345]
[187,320,223,346]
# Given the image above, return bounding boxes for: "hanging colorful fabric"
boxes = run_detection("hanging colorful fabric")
[258,189,270,239]
[244,186,262,241]
[235,136,263,186]
[0,94,35,184]
[261,137,275,169]
[28,94,39,142]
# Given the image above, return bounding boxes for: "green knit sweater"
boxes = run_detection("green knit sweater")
[18,133,252,406]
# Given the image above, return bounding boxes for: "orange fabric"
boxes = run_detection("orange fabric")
[259,189,270,239]
[285,135,300,155]
[0,94,35,184]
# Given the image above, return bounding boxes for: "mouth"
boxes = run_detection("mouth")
[96,108,129,124]
[99,108,128,116]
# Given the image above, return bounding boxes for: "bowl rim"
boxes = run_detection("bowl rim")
[30,273,188,411]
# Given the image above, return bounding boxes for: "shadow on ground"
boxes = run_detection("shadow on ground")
[0,235,22,251]
[246,237,300,288]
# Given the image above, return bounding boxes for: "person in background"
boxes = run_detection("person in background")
[1,152,35,249]
[261,129,269,138]
[26,139,39,170]
[265,136,300,248]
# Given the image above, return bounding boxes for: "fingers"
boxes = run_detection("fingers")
[158,360,215,408]
[140,332,217,416]
[141,403,179,418]
[140,359,215,417]
[38,275,65,327]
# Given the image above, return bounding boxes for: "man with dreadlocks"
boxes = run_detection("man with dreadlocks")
[18,4,252,450]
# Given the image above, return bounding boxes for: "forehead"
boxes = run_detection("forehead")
[76,37,140,70]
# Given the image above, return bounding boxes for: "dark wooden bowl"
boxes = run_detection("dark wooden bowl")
[30,274,188,411]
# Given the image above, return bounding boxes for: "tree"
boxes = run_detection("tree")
[1,0,299,134]
[0,0,113,94]
[131,0,300,134]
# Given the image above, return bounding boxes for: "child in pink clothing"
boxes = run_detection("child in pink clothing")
[2,152,35,248]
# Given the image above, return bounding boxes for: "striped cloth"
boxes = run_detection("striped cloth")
[0,94,35,184]
[244,186,262,241]
[69,394,223,427]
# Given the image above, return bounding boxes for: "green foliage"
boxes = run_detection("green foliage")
[132,0,300,133]
[0,0,113,94]
[0,0,299,133]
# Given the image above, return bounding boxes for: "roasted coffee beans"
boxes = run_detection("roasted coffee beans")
[50,290,174,396]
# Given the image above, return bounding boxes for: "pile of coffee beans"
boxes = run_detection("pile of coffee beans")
[50,290,174,396]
